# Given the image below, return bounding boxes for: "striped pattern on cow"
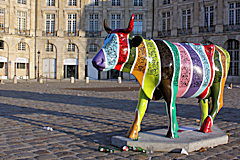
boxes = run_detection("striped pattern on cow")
[122,39,230,102]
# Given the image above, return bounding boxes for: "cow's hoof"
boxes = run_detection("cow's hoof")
[166,131,179,139]
[200,116,212,133]
[126,130,138,140]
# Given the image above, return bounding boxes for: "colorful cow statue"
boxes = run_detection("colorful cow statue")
[92,14,230,139]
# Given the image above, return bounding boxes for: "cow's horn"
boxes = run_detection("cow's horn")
[125,14,135,33]
[104,19,112,34]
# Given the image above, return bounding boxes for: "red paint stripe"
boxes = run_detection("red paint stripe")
[114,33,129,71]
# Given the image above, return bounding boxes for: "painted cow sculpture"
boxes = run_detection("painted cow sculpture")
[92,14,230,139]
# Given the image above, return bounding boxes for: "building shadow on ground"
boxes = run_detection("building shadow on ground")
[0,89,238,148]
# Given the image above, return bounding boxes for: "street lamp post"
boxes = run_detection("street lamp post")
[37,51,40,81]
[85,51,89,83]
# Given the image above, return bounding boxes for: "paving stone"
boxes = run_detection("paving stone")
[13,152,36,159]
[0,81,238,159]
[54,151,75,158]
[34,154,58,160]
[33,150,51,155]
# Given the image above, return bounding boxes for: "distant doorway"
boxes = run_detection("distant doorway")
[64,65,78,78]
[43,58,56,79]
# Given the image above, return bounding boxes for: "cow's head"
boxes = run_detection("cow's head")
[92,14,143,71]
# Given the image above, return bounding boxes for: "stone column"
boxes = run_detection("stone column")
[216,0,224,33]
[192,0,199,34]
[171,1,178,37]
[58,0,64,37]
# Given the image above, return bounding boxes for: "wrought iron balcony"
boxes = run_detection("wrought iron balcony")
[42,31,58,36]
[64,31,79,37]
[15,29,30,35]
[0,27,9,34]
[85,31,101,37]
[177,28,192,36]
[223,25,240,32]
[158,30,171,37]
[199,26,215,33]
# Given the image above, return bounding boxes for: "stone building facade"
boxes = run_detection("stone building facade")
[0,0,239,82]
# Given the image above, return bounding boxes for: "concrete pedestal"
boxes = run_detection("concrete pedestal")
[111,125,228,152]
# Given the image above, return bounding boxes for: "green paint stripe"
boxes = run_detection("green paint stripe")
[163,40,180,138]
[122,47,137,73]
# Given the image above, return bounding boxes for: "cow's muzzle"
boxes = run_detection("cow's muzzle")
[92,49,106,71]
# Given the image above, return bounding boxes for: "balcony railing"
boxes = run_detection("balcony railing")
[177,28,192,36]
[0,27,9,34]
[223,25,240,32]
[158,30,171,37]
[85,31,101,37]
[64,31,79,37]
[42,31,58,36]
[15,29,30,35]
[199,26,215,33]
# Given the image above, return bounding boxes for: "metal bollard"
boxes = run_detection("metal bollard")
[118,77,122,84]
[70,77,74,83]
[86,77,89,84]
[13,76,17,84]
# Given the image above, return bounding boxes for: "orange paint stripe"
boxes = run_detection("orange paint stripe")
[132,42,147,86]
[216,47,227,111]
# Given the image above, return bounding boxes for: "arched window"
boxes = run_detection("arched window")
[227,39,239,76]
[89,44,97,52]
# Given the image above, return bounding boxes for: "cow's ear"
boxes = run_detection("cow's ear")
[131,36,143,47]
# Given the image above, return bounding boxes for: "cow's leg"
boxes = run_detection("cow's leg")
[200,81,224,133]
[126,88,150,140]
[160,82,179,138]
[199,98,211,132]
[200,46,230,133]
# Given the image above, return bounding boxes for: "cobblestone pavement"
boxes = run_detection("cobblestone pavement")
[0,80,239,160]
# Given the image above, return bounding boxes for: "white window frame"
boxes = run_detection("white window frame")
[162,12,170,31]
[68,0,77,6]
[47,0,55,6]
[16,63,26,69]
[89,44,97,52]
[112,0,120,6]
[229,2,240,25]
[89,0,98,6]
[18,42,26,51]
[89,14,98,32]
[46,43,54,52]
[163,0,170,5]
[204,6,214,27]
[182,9,191,29]
[46,14,55,35]
[111,14,121,30]
[67,43,75,52]
[17,11,27,32]
[0,8,4,30]
[67,14,77,34]
[133,0,143,6]
[17,0,26,4]
[133,14,143,35]
[228,40,240,76]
